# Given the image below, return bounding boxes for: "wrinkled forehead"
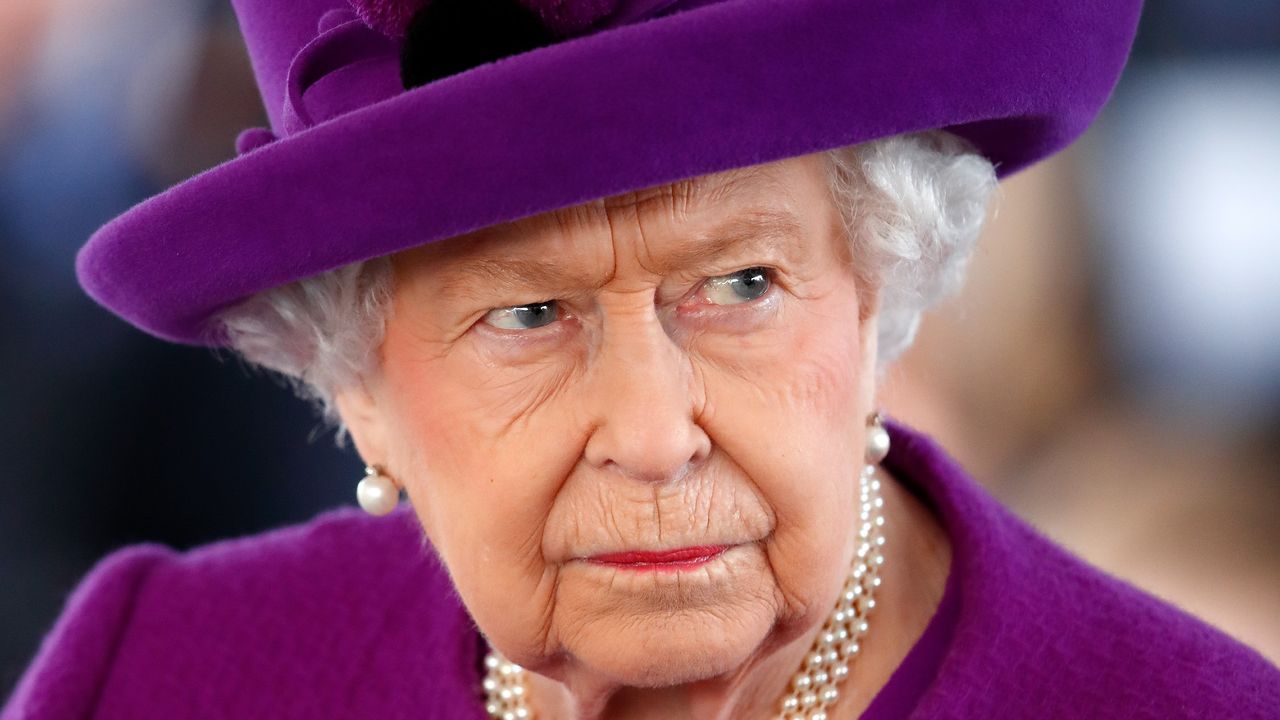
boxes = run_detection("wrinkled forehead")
[397,153,831,271]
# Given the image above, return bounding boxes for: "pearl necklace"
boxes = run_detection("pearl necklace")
[483,464,887,720]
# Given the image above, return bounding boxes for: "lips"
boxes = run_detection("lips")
[587,545,730,569]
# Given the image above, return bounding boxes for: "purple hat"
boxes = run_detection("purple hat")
[75,0,1142,346]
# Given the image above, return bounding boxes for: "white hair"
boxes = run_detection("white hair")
[216,131,997,428]
[828,131,998,358]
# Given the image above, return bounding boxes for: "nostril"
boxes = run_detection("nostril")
[628,457,702,484]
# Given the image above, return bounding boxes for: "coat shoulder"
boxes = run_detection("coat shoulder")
[887,423,1280,718]
[931,505,1280,719]
[3,508,484,720]
[2,545,173,720]
[1037,528,1279,717]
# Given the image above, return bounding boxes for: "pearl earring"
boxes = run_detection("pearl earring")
[357,465,400,516]
[865,412,890,465]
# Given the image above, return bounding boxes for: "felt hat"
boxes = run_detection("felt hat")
[75,0,1143,345]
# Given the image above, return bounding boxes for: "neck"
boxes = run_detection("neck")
[521,469,952,720]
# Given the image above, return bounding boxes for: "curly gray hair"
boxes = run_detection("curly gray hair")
[217,131,997,428]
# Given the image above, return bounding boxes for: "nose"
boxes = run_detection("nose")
[582,303,712,483]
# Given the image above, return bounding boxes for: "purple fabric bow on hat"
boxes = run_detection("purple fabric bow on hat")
[244,0,723,153]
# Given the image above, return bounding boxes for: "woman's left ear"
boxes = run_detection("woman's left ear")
[334,382,391,469]
[858,307,881,394]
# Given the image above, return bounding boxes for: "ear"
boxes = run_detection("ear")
[852,273,884,409]
[858,276,881,347]
[858,309,882,401]
[334,381,391,469]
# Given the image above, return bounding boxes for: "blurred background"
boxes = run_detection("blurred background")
[1,0,1277,697]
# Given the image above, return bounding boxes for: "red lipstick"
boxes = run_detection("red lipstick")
[587,545,729,570]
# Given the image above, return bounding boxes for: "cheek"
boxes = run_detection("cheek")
[378,331,584,657]
[704,333,863,523]
[382,328,580,528]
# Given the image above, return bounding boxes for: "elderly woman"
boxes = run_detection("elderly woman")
[5,0,1279,718]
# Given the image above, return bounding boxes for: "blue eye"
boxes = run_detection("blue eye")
[702,267,771,305]
[483,301,560,330]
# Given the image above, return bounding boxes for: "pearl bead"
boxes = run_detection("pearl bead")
[356,472,399,516]
[865,423,890,463]
[793,673,813,690]
[781,696,801,711]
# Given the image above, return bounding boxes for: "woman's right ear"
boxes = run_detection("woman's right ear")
[334,382,390,468]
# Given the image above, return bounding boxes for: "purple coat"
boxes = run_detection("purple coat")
[5,423,1278,718]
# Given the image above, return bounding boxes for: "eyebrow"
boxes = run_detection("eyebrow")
[443,208,808,298]
[651,209,807,276]
[443,255,602,300]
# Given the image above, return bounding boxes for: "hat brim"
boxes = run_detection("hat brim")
[76,0,1140,345]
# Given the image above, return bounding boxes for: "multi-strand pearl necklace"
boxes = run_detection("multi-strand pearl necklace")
[483,464,887,720]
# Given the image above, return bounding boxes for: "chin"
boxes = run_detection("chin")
[562,599,778,687]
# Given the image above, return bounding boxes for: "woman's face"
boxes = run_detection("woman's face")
[340,152,880,687]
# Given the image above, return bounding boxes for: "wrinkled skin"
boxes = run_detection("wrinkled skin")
[337,152,951,719]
